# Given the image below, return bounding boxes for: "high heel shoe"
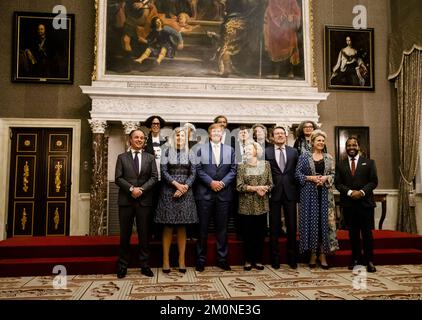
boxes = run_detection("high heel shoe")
[320,263,329,270]
[309,252,317,268]
[162,268,171,273]
[319,254,329,270]
[243,264,252,271]
[178,268,187,273]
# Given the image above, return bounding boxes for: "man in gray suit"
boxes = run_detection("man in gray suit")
[115,129,158,278]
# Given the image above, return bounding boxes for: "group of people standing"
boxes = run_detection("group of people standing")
[115,116,379,279]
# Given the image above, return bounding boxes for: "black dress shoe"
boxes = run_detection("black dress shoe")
[117,267,127,279]
[253,264,265,271]
[195,263,205,272]
[348,260,360,270]
[288,261,298,269]
[309,263,317,269]
[243,265,252,271]
[271,262,280,269]
[141,267,154,277]
[217,261,231,271]
[366,262,377,273]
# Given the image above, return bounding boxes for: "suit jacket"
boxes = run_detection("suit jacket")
[222,129,235,148]
[195,142,237,202]
[335,156,378,208]
[144,133,167,156]
[265,145,298,202]
[115,151,158,206]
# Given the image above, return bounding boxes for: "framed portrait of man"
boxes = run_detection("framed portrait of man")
[335,126,370,163]
[325,26,374,91]
[12,11,75,84]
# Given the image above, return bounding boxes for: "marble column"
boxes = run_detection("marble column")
[88,119,108,236]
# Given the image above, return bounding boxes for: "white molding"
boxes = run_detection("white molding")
[0,118,81,240]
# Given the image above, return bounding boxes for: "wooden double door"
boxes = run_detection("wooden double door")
[7,128,72,237]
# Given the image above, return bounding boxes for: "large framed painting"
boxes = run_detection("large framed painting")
[335,126,370,163]
[12,11,75,84]
[95,0,314,83]
[325,25,374,91]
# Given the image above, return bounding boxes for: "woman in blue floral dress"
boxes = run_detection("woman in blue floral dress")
[295,130,339,269]
[155,127,198,273]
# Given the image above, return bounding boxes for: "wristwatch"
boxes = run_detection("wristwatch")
[129,186,134,192]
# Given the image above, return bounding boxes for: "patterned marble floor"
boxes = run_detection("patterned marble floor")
[0,264,421,300]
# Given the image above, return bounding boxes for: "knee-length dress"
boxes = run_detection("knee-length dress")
[155,147,198,225]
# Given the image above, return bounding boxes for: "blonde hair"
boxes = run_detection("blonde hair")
[168,127,188,152]
[310,129,327,145]
[246,141,263,158]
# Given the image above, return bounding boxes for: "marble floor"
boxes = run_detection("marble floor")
[0,264,421,300]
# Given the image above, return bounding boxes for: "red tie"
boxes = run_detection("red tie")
[351,158,356,176]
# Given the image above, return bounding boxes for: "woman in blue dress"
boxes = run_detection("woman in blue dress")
[295,130,339,269]
[155,127,198,273]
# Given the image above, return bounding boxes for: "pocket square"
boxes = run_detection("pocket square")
[362,163,367,166]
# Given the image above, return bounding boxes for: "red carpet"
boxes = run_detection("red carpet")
[0,230,421,277]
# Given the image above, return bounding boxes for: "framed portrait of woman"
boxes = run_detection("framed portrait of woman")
[324,26,374,91]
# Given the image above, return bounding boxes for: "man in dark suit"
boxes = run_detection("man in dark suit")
[335,136,378,273]
[195,123,237,272]
[115,129,158,278]
[265,126,299,269]
[213,115,235,147]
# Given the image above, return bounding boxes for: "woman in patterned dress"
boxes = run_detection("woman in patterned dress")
[155,127,198,273]
[295,130,339,269]
[236,141,273,271]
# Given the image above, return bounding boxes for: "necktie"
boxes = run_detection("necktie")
[134,151,139,174]
[278,148,285,172]
[214,144,220,166]
[351,157,356,176]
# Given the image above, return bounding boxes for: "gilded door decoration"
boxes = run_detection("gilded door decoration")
[55,161,63,193]
[54,208,60,230]
[13,202,33,236]
[21,208,27,230]
[23,161,29,192]
[46,201,66,235]
[15,156,36,199]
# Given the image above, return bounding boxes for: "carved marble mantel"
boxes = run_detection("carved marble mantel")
[81,79,328,126]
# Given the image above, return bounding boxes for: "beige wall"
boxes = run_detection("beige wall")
[313,0,398,189]
[0,0,398,192]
